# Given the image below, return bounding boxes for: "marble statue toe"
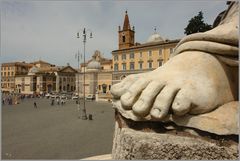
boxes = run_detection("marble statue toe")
[111,74,139,98]
[112,51,237,120]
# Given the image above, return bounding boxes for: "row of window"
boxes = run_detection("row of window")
[1,72,14,76]
[1,78,15,82]
[1,77,75,83]
[1,82,15,87]
[114,48,174,61]
[114,61,163,71]
[59,77,75,82]
[59,85,75,91]
[1,66,28,70]
[1,66,12,70]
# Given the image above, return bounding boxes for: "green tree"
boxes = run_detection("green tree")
[184,11,212,35]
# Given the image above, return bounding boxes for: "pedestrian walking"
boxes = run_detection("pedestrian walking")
[51,99,54,106]
[57,98,60,105]
[9,97,12,105]
[34,102,37,108]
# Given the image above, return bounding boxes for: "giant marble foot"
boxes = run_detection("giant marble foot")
[111,51,237,120]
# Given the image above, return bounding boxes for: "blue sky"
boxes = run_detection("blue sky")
[1,0,227,68]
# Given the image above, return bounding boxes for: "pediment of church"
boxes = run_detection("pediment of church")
[59,66,77,73]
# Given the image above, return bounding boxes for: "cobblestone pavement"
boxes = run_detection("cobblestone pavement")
[2,98,115,159]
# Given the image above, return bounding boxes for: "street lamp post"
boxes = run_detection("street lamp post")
[77,28,93,120]
[76,50,81,119]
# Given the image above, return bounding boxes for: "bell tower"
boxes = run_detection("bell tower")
[118,11,135,49]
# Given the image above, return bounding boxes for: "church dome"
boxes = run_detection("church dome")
[87,60,101,70]
[147,33,165,43]
[28,66,39,75]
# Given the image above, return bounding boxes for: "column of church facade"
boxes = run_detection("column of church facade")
[55,74,60,93]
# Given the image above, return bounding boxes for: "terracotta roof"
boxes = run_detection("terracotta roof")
[39,67,58,72]
[1,61,33,67]
[31,60,52,65]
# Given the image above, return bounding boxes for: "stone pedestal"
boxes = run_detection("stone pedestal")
[112,112,239,160]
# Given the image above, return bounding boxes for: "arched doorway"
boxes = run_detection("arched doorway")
[102,84,107,94]
[67,84,70,91]
[17,84,21,93]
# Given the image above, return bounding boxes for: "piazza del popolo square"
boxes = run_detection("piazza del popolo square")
[0,1,239,160]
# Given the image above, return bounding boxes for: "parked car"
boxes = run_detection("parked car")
[66,94,72,99]
[60,95,67,99]
[51,94,59,99]
[86,94,95,101]
[45,93,51,98]
[72,95,79,100]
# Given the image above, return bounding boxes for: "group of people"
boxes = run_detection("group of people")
[2,93,69,109]
[2,94,20,105]
[2,93,46,106]
[34,98,67,109]
[51,98,66,106]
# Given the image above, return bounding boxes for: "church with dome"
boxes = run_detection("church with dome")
[76,50,113,100]
[112,11,180,84]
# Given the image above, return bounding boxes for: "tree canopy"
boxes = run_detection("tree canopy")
[184,11,212,35]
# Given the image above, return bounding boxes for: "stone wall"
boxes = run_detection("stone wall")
[112,112,239,160]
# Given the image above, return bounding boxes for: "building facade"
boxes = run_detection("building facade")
[112,11,180,84]
[55,66,77,93]
[1,62,33,93]
[76,50,113,100]
[1,60,77,95]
